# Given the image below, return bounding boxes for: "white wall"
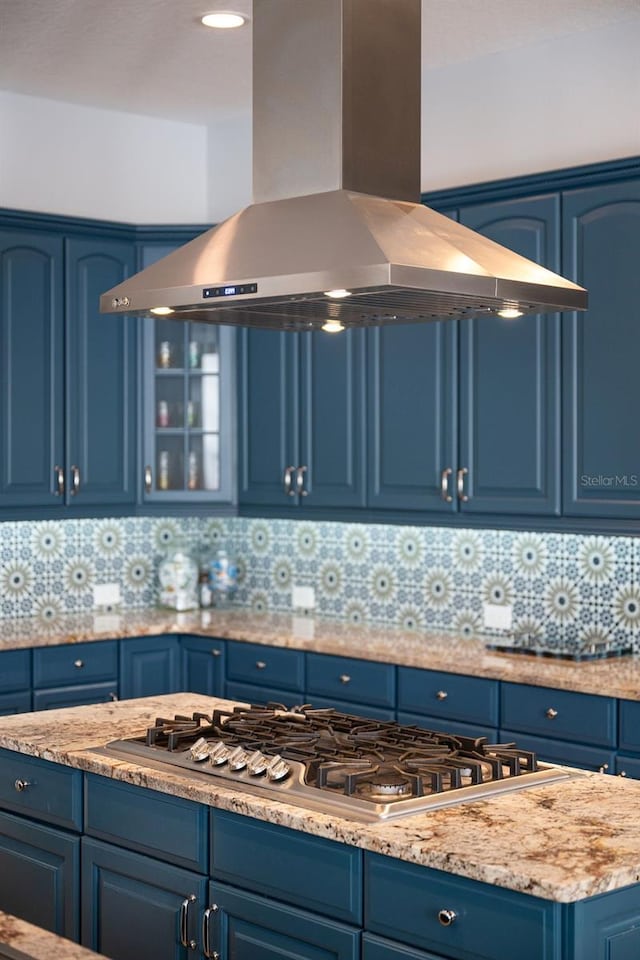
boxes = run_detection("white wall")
[206,112,252,223]
[0,91,209,223]
[421,18,640,192]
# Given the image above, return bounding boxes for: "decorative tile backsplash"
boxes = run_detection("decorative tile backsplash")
[0,516,638,653]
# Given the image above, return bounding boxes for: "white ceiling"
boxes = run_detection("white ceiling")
[0,0,639,125]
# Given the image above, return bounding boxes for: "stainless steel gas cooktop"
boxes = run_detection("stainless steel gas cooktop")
[99,703,574,823]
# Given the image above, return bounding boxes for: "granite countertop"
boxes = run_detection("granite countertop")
[1,693,640,905]
[0,913,105,959]
[1,607,640,701]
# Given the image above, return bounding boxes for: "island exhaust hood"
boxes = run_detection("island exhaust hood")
[101,0,587,330]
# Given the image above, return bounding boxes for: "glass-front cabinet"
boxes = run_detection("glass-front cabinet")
[142,316,233,503]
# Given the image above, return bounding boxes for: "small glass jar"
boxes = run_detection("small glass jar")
[209,549,238,606]
[158,542,199,611]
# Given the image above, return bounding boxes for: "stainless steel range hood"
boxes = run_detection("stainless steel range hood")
[100,0,587,330]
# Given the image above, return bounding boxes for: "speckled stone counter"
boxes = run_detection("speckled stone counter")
[0,912,105,959]
[1,607,640,700]
[1,693,640,904]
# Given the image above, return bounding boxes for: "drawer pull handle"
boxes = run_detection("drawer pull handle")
[618,770,627,778]
[456,467,469,503]
[256,660,267,670]
[74,659,85,669]
[436,690,448,701]
[211,649,222,657]
[598,764,609,774]
[203,904,220,959]
[339,674,351,684]
[70,464,81,496]
[179,894,197,950]
[440,467,453,503]
[283,466,296,496]
[54,464,65,496]
[545,707,558,719]
[438,908,457,927]
[14,779,31,793]
[109,692,119,702]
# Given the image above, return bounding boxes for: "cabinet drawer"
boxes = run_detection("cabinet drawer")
[211,809,362,924]
[85,775,208,872]
[500,729,614,774]
[33,682,118,711]
[0,691,32,716]
[501,683,616,747]
[306,654,395,708]
[310,695,395,721]
[398,668,498,726]
[33,641,118,689]
[615,756,640,780]
[618,700,640,753]
[0,748,82,830]
[227,642,305,692]
[0,650,31,693]
[365,852,560,960]
[363,933,443,960]
[397,711,496,743]
[225,680,298,708]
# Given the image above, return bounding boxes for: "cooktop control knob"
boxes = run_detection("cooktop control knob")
[208,741,232,766]
[228,746,250,771]
[265,755,290,782]
[189,737,212,762]
[247,751,269,776]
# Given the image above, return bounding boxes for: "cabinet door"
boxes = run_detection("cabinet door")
[65,236,137,505]
[0,229,64,507]
[562,180,640,517]
[119,635,182,699]
[238,327,298,506]
[207,881,360,960]
[458,195,561,515]
[181,635,226,697]
[298,329,366,507]
[81,837,206,960]
[0,810,79,940]
[367,321,457,511]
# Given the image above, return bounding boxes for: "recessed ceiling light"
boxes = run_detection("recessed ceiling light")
[201,11,247,29]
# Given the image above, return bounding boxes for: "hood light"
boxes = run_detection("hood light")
[322,320,345,334]
[150,307,175,316]
[497,307,523,319]
[324,289,352,299]
[201,11,247,29]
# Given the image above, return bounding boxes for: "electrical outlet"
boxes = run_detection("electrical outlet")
[483,602,512,630]
[292,585,315,610]
[93,583,121,609]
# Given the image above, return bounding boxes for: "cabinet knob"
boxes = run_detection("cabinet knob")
[256,660,267,670]
[456,467,469,502]
[339,674,351,684]
[14,779,31,793]
[545,707,558,719]
[438,908,457,927]
[598,764,609,774]
[618,770,627,778]
[210,648,222,657]
[74,659,84,669]
[436,690,448,701]
[440,467,453,503]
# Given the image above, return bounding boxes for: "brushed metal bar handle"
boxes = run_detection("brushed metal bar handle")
[545,708,558,719]
[339,674,351,684]
[456,467,469,502]
[256,660,267,670]
[179,894,197,950]
[283,465,296,496]
[144,464,153,493]
[74,659,84,669]
[202,904,220,959]
[70,465,80,496]
[54,465,65,496]
[14,779,31,793]
[436,690,448,701]
[440,467,453,503]
[438,908,457,927]
[296,465,309,496]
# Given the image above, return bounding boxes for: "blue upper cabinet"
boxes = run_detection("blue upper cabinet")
[0,229,64,507]
[239,327,366,508]
[562,180,640,518]
[458,195,562,515]
[66,237,137,506]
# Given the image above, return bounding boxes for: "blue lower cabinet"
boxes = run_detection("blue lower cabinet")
[226,641,305,693]
[81,837,207,960]
[0,748,83,831]
[397,669,498,728]
[363,933,446,960]
[614,756,640,780]
[211,809,362,925]
[500,729,615,773]
[364,852,561,960]
[33,682,118,711]
[207,881,360,960]
[0,690,31,715]
[569,883,640,960]
[397,712,496,743]
[308,695,395,721]
[0,650,31,693]
[500,684,616,748]
[225,680,302,708]
[119,635,182,699]
[305,654,395,710]
[617,701,640,754]
[181,635,226,697]
[0,809,79,940]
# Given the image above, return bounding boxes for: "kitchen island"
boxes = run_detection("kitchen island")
[0,695,639,960]
[0,912,105,960]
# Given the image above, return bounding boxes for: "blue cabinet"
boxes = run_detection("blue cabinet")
[0,650,31,714]
[239,327,366,508]
[81,837,207,960]
[0,225,136,513]
[363,934,445,960]
[119,635,182,699]
[562,180,640,518]
[181,635,226,697]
